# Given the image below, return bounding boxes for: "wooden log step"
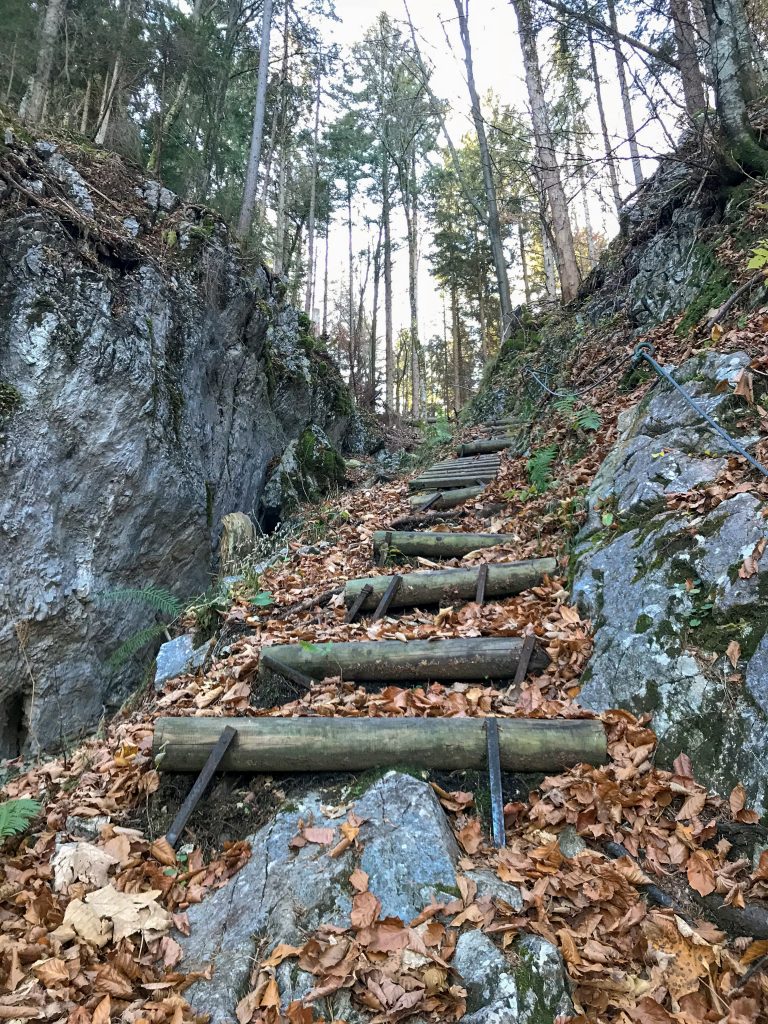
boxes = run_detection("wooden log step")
[409,474,497,491]
[458,438,515,456]
[431,457,501,469]
[154,716,608,773]
[372,530,516,560]
[343,558,557,612]
[407,486,485,508]
[258,636,549,685]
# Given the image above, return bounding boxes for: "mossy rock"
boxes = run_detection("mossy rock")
[296,426,345,496]
[0,379,22,419]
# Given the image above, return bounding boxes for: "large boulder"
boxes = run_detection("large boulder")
[180,772,571,1024]
[0,139,353,755]
[573,351,768,809]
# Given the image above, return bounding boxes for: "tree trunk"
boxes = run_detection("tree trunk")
[345,558,557,612]
[347,184,355,360]
[79,75,91,135]
[518,220,532,304]
[369,222,383,405]
[669,0,707,116]
[154,716,607,774]
[512,0,580,303]
[256,101,280,233]
[382,152,394,417]
[453,0,515,340]
[588,29,622,216]
[607,0,643,187]
[576,145,597,268]
[19,0,68,124]
[541,219,558,301]
[236,0,274,237]
[702,0,768,172]
[451,283,461,415]
[5,35,17,104]
[94,55,121,145]
[322,223,330,338]
[274,144,288,273]
[304,69,321,315]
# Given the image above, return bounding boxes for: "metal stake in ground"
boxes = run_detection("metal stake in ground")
[165,725,236,848]
[345,583,373,623]
[371,574,403,621]
[486,718,506,848]
[512,633,537,688]
[475,564,488,605]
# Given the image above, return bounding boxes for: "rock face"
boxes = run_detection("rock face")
[0,140,354,756]
[180,772,571,1024]
[573,351,768,809]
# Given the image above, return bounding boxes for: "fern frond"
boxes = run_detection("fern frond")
[99,586,183,618]
[0,799,42,840]
[527,444,558,493]
[107,623,168,669]
[553,394,576,417]
[575,407,601,432]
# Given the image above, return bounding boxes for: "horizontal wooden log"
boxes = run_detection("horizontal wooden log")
[259,636,549,685]
[432,455,501,467]
[153,716,607,773]
[344,559,557,611]
[458,438,515,456]
[409,475,497,491]
[407,486,485,508]
[373,530,517,559]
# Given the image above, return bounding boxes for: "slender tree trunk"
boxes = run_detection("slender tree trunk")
[237,0,274,237]
[274,146,288,274]
[451,283,461,415]
[588,29,622,216]
[518,220,532,305]
[669,0,707,116]
[256,101,280,232]
[94,55,122,144]
[79,75,91,134]
[512,0,580,303]
[20,0,68,124]
[322,223,330,339]
[402,153,422,419]
[304,68,321,315]
[453,0,514,340]
[369,222,383,406]
[478,273,488,362]
[541,220,558,301]
[607,0,643,187]
[347,184,354,360]
[382,151,394,417]
[6,36,18,104]
[576,144,597,268]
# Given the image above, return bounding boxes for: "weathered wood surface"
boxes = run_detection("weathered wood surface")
[372,530,518,560]
[258,636,550,684]
[154,716,607,773]
[408,475,497,492]
[406,486,485,508]
[165,726,236,846]
[344,559,557,611]
[458,438,515,456]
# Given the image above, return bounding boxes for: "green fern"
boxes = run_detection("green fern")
[107,623,169,669]
[527,444,558,493]
[553,394,601,432]
[99,586,183,617]
[0,799,41,840]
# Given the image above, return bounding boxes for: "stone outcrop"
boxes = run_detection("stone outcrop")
[180,771,571,1024]
[572,351,768,809]
[0,138,354,756]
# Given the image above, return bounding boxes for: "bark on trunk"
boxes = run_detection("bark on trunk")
[322,223,330,338]
[512,0,580,303]
[458,438,515,455]
[383,152,394,416]
[588,29,622,216]
[304,69,321,315]
[20,0,68,124]
[451,283,461,415]
[453,0,515,340]
[236,0,274,237]
[669,0,707,116]
[345,559,557,611]
[79,75,91,135]
[154,716,607,773]
[607,0,643,187]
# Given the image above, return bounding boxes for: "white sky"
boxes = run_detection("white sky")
[313,0,672,345]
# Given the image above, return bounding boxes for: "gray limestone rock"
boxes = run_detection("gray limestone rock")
[154,635,210,689]
[0,198,353,755]
[573,352,768,809]
[179,772,569,1024]
[453,930,571,1024]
